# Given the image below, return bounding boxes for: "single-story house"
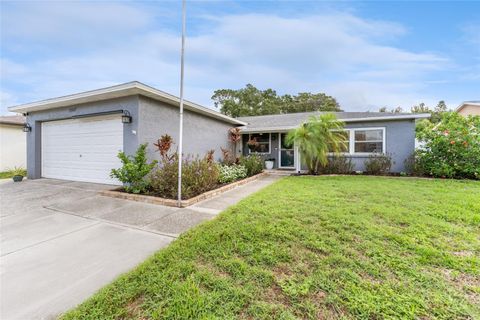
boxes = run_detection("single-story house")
[456,101,480,116]
[8,82,429,184]
[0,115,26,172]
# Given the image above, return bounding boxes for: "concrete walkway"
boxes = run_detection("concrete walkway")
[0,174,280,319]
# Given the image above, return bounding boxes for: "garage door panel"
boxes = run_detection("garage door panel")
[41,115,123,185]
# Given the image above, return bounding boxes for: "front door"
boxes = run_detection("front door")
[279,133,295,168]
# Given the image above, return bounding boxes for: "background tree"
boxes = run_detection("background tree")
[212,84,341,117]
[286,113,346,174]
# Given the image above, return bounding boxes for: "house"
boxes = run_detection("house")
[8,82,429,184]
[0,115,26,172]
[456,101,480,116]
[237,112,429,172]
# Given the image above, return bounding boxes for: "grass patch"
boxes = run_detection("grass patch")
[61,176,480,319]
[0,168,26,179]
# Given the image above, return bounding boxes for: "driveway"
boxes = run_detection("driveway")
[0,175,280,319]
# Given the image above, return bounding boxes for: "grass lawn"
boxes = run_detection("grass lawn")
[61,176,480,319]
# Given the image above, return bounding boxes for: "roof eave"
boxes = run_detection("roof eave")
[238,113,431,133]
[8,81,246,125]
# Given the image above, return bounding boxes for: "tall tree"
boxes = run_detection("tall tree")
[212,84,342,117]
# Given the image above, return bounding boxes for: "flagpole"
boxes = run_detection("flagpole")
[177,0,186,207]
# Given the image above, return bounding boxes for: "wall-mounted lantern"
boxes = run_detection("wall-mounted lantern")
[23,122,32,132]
[122,110,132,124]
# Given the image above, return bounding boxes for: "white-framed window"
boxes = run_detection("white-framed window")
[329,127,386,155]
[248,133,271,154]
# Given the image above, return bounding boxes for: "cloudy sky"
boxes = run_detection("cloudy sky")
[1,1,479,115]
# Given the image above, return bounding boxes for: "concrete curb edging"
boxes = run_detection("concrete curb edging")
[99,172,268,208]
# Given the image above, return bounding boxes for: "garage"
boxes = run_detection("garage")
[41,115,123,185]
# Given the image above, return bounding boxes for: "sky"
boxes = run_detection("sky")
[1,0,479,115]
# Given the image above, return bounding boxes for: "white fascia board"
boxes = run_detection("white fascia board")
[8,81,246,125]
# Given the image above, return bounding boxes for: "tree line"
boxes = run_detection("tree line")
[212,84,449,123]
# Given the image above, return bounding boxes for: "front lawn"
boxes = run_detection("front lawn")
[62,176,480,319]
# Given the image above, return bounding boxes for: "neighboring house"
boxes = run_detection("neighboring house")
[8,82,428,184]
[0,115,26,172]
[456,101,480,116]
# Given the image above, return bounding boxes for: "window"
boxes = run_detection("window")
[328,128,385,154]
[248,133,270,154]
[354,129,384,153]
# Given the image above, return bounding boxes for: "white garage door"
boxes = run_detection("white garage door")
[41,115,123,185]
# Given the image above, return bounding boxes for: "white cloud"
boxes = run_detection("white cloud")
[1,3,453,114]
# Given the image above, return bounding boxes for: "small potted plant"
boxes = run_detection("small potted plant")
[10,167,26,182]
[265,158,275,170]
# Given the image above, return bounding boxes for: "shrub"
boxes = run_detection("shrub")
[239,155,263,176]
[415,112,480,179]
[149,154,220,199]
[365,153,393,175]
[218,164,247,184]
[110,144,157,194]
[8,166,27,177]
[318,156,354,174]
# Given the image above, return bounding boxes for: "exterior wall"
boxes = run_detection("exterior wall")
[458,105,480,116]
[241,133,280,166]
[343,120,416,172]
[0,124,26,171]
[241,119,416,172]
[138,96,234,162]
[25,96,139,179]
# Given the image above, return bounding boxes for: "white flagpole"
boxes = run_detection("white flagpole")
[177,0,186,207]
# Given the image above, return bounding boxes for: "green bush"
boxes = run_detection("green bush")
[110,144,157,194]
[416,112,480,179]
[365,153,393,175]
[149,155,220,199]
[239,155,263,176]
[218,164,247,184]
[318,155,354,174]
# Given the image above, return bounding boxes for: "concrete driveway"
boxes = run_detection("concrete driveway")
[0,175,280,319]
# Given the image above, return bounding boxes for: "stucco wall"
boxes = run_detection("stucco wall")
[25,96,139,179]
[0,124,26,171]
[458,105,480,116]
[343,120,416,172]
[138,96,234,162]
[241,119,416,172]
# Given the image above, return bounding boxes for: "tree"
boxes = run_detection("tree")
[212,84,341,117]
[411,102,431,114]
[286,113,346,174]
[415,112,480,179]
[212,84,281,118]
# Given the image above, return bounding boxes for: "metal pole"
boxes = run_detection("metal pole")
[177,0,186,207]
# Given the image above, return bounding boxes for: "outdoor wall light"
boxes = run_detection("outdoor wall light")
[122,110,132,124]
[23,122,32,132]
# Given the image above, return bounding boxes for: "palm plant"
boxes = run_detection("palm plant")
[286,113,347,174]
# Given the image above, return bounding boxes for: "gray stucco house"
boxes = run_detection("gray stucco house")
[9,81,429,184]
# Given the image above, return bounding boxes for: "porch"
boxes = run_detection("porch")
[240,132,301,172]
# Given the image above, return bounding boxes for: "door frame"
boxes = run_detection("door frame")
[278,133,295,169]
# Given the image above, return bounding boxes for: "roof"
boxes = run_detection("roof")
[7,81,246,125]
[238,111,431,133]
[0,115,25,126]
[456,101,480,113]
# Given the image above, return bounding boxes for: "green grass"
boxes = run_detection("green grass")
[0,168,26,179]
[61,176,480,319]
